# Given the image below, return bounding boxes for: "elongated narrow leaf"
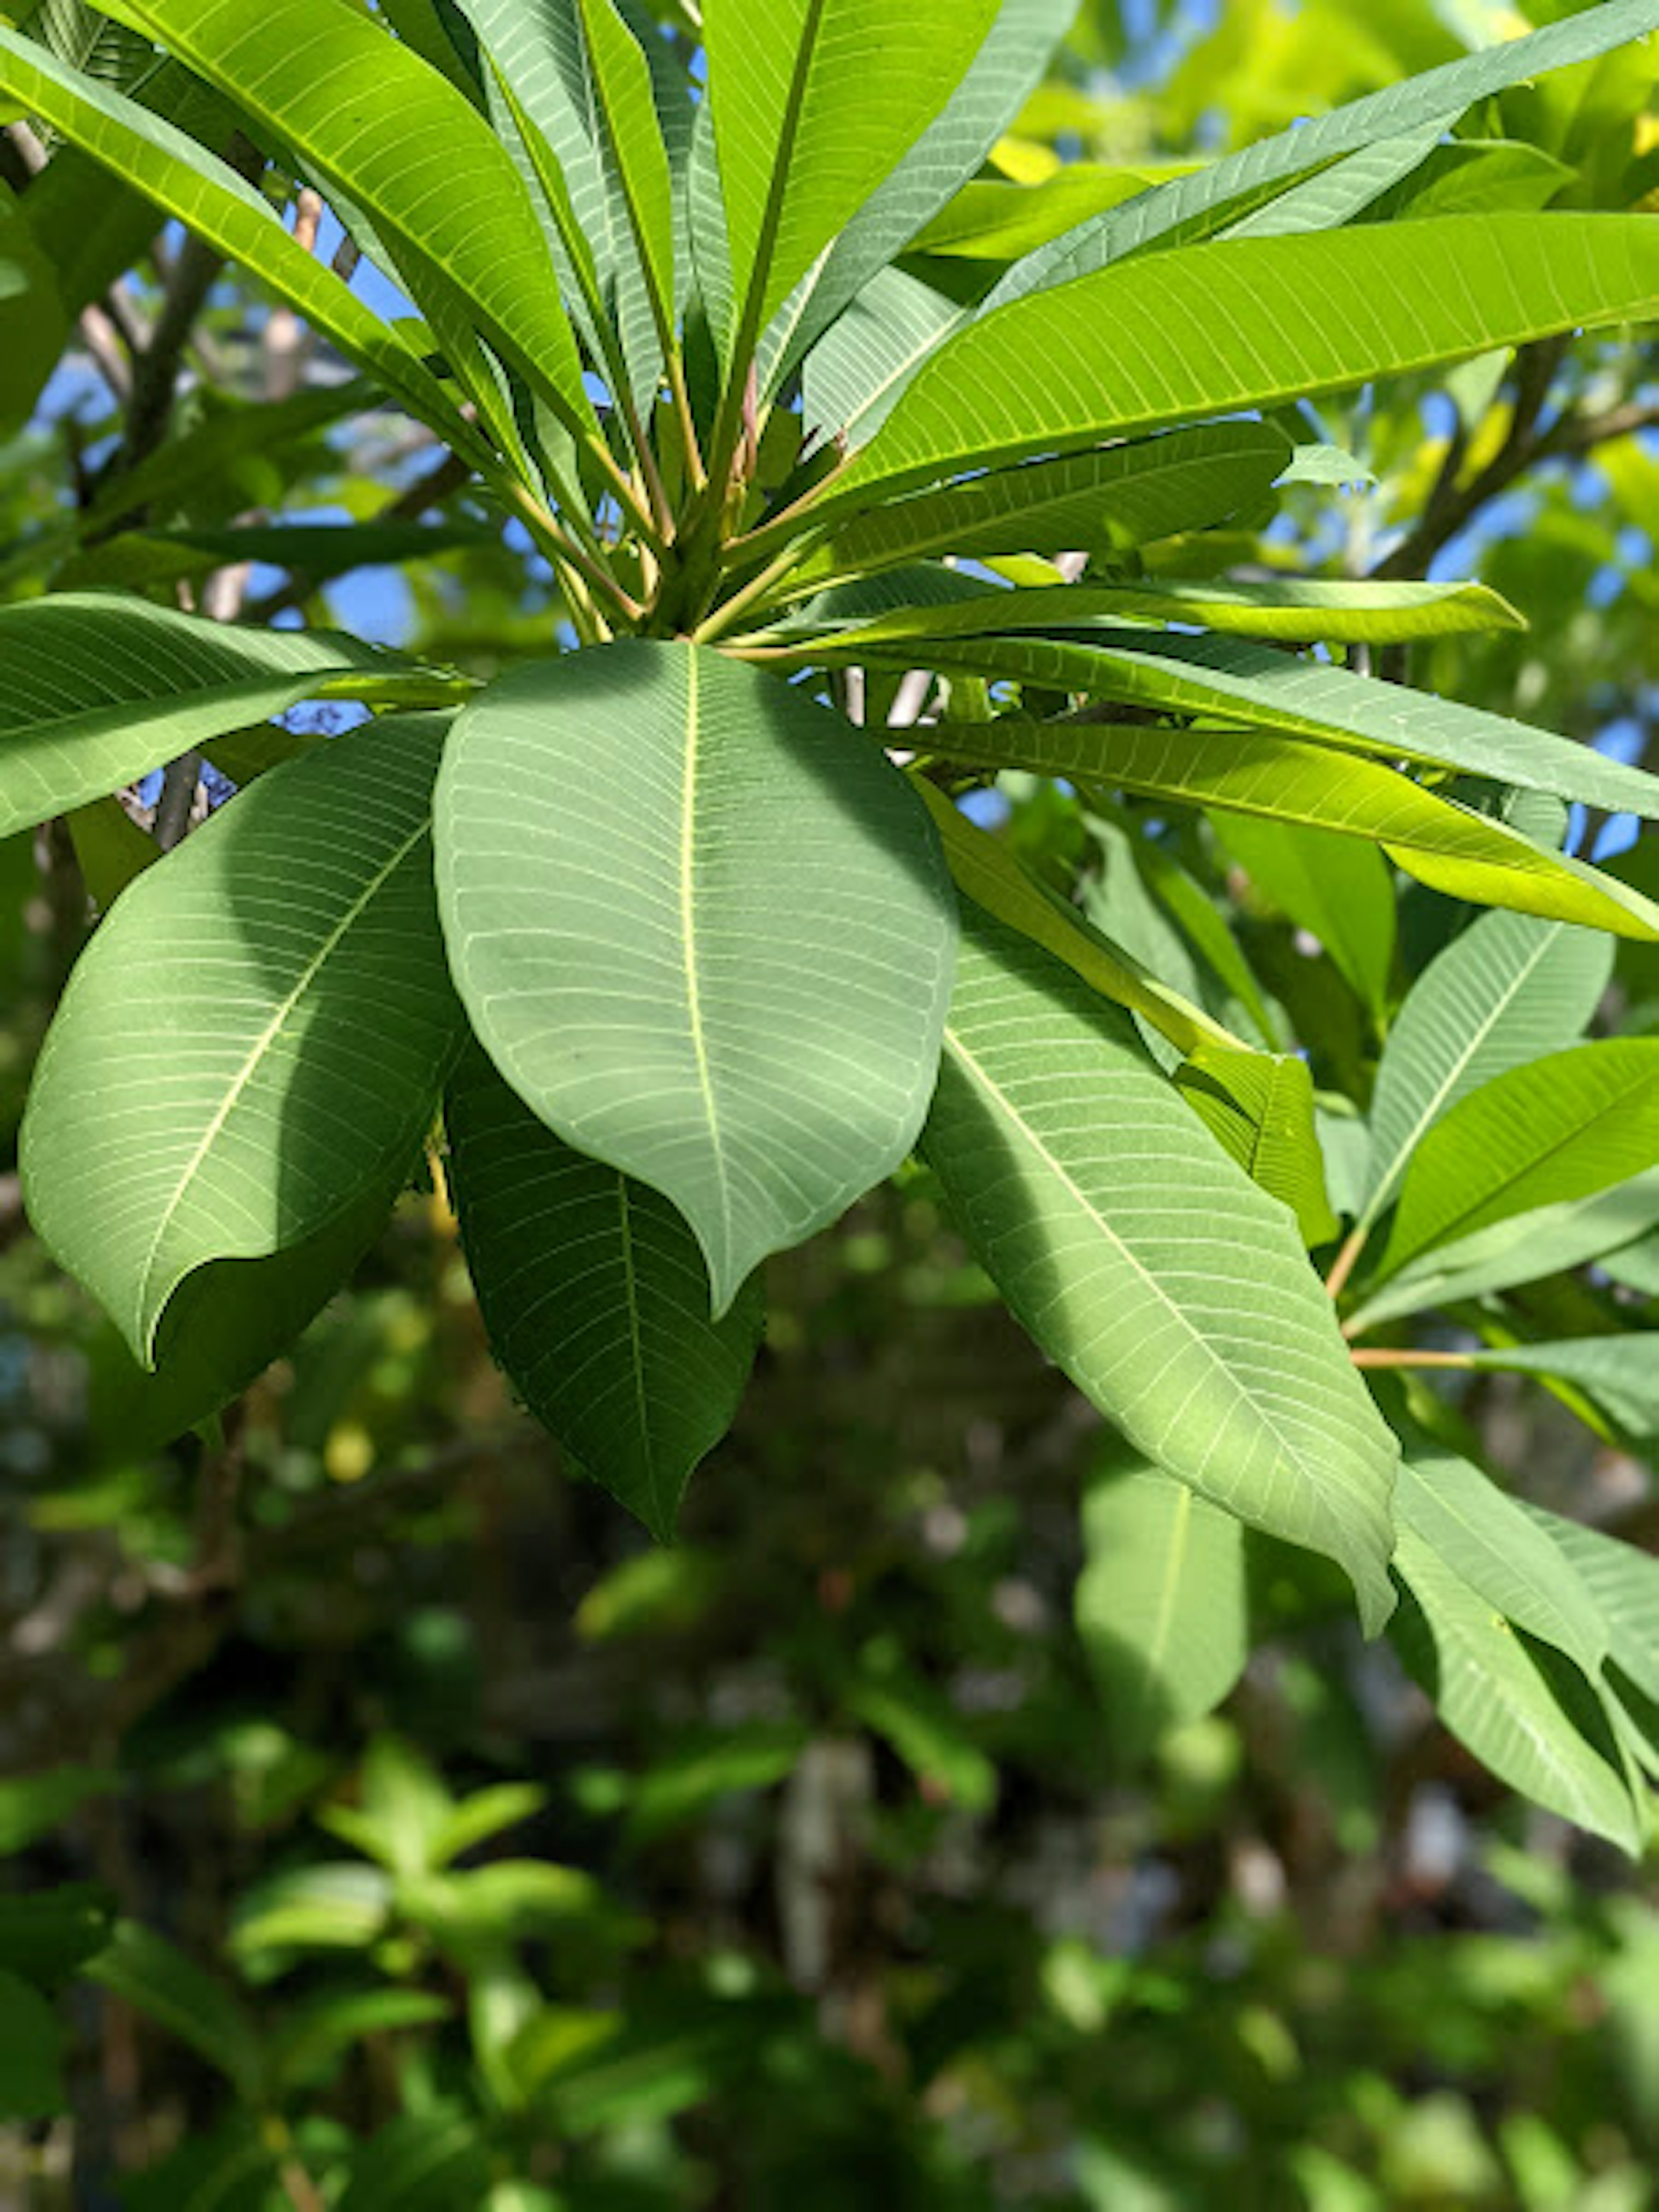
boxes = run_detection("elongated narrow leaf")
[1526,1506,1659,1713]
[20,717,464,1363]
[1466,1338,1659,1443]
[761,0,1077,389]
[876,629,1659,822]
[800,265,963,450]
[1217,814,1397,1028]
[445,1049,762,1539]
[916,719,1657,946]
[1390,1526,1640,1853]
[703,0,998,350]
[922,905,1398,1629]
[121,0,594,435]
[576,0,674,348]
[1174,1045,1339,1248]
[825,216,1659,519]
[1217,125,1448,241]
[795,423,1292,594]
[0,594,454,839]
[788,576,1522,652]
[986,0,1659,306]
[89,1924,265,2100]
[1363,912,1613,1224]
[1077,1446,1249,1769]
[436,642,956,1316]
[910,166,1189,263]
[1349,1171,1659,1333]
[0,28,477,452]
[1379,1039,1659,1281]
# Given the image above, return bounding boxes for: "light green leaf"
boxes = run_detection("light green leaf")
[1175,1045,1340,1249]
[785,575,1523,650]
[914,719,1654,948]
[1525,1506,1659,1713]
[1389,1526,1639,1853]
[120,0,595,436]
[878,629,1659,822]
[844,1645,997,1811]
[795,423,1291,595]
[1466,1338,1659,1443]
[985,0,1659,306]
[800,264,963,449]
[908,164,1179,263]
[1077,1447,1249,1768]
[0,593,454,840]
[20,716,464,1364]
[1378,1039,1659,1281]
[703,0,998,352]
[435,642,957,1316]
[1348,1171,1659,1332]
[1217,814,1397,1027]
[1362,912,1613,1227]
[576,0,674,351]
[267,1989,451,2098]
[922,906,1398,1630]
[827,216,1659,518]
[445,1048,762,1538]
[0,27,478,454]
[760,0,1078,389]
[1217,125,1447,241]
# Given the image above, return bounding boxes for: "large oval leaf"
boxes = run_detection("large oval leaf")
[826,215,1659,519]
[435,641,957,1313]
[922,904,1398,1630]
[445,1047,762,1540]
[20,715,464,1363]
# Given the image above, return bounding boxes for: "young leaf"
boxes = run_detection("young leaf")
[985,0,1659,306]
[1076,1446,1249,1769]
[445,1049,763,1539]
[20,716,464,1365]
[1362,912,1613,1226]
[703,0,998,354]
[824,216,1659,518]
[922,905,1398,1631]
[0,592,453,840]
[435,641,957,1316]
[1377,1039,1659,1281]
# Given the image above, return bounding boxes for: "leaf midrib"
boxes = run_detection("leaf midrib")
[134,817,432,1356]
[679,647,731,1278]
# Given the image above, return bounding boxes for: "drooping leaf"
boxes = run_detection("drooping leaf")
[435,641,957,1315]
[792,422,1292,594]
[702,0,998,352]
[1174,1044,1339,1248]
[1389,1526,1640,1854]
[1215,814,1396,1029]
[984,0,1659,306]
[445,1048,762,1539]
[922,904,1398,1630]
[823,216,1659,519]
[1377,1039,1659,1281]
[20,716,464,1364]
[1362,912,1614,1227]
[1077,1446,1249,1769]
[118,0,596,435]
[0,593,455,840]
[1465,1338,1659,1443]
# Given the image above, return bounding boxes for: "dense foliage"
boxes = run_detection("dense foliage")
[0,0,1656,2203]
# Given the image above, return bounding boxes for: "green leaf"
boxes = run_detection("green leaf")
[1362,912,1614,1227]
[1349,1171,1659,1333]
[788,575,1523,650]
[0,1885,114,1988]
[0,1769,117,1855]
[827,215,1659,518]
[703,0,998,351]
[0,195,67,440]
[922,905,1398,1630]
[800,264,963,449]
[1389,1526,1639,1854]
[985,0,1659,305]
[0,1971,67,2120]
[1525,1506,1659,1715]
[576,0,674,348]
[794,422,1292,594]
[435,641,957,1316]
[1174,1044,1340,1249]
[267,1988,451,2097]
[337,2111,494,2212]
[1216,814,1396,1028]
[89,1922,265,2099]
[1465,1338,1659,1443]
[429,1783,549,1872]
[0,28,477,454]
[1217,124,1447,240]
[1378,1039,1659,1281]
[20,715,464,1363]
[844,1643,997,1811]
[1076,1447,1249,1768]
[67,520,499,594]
[120,0,595,437]
[445,1047,762,1538]
[882,629,1659,822]
[0,591,455,839]
[319,1738,454,1882]
[916,718,1655,950]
